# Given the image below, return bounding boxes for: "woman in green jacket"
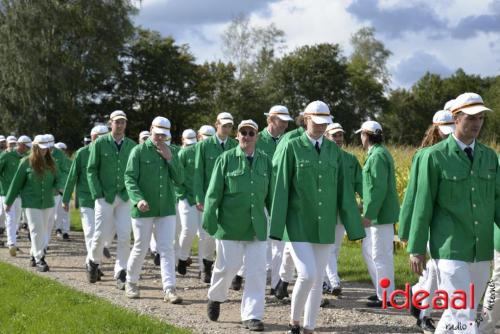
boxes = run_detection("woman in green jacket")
[5,135,62,272]
[357,120,399,308]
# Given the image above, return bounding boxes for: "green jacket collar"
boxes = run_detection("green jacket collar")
[447,134,483,167]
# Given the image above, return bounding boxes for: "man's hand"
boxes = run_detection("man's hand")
[62,202,69,212]
[155,141,172,162]
[409,254,425,276]
[196,203,204,212]
[137,200,150,212]
[362,217,372,228]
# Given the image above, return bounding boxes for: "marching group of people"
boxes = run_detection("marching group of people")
[0,92,498,334]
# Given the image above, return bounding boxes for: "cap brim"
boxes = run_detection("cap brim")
[328,129,345,134]
[111,116,127,121]
[311,115,332,125]
[438,125,455,135]
[355,128,363,134]
[152,128,170,136]
[35,143,50,149]
[219,119,234,126]
[238,125,258,131]
[184,138,197,145]
[23,143,32,148]
[458,105,492,115]
[277,114,293,121]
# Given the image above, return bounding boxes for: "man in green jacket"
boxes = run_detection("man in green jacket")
[62,125,109,265]
[86,110,137,288]
[124,116,184,303]
[194,112,238,283]
[0,135,31,256]
[408,93,500,332]
[204,120,272,332]
[270,101,364,334]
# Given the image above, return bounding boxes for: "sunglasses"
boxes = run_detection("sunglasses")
[239,130,256,137]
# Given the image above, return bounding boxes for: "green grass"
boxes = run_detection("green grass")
[0,262,190,334]
[70,208,83,232]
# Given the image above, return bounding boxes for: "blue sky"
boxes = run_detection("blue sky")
[133,0,500,88]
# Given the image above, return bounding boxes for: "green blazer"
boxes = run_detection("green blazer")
[124,138,184,218]
[62,145,94,209]
[362,144,400,225]
[407,136,500,262]
[0,150,25,196]
[193,135,238,204]
[270,133,365,244]
[176,144,196,206]
[256,128,279,159]
[87,133,136,204]
[342,149,363,198]
[203,146,272,241]
[52,147,71,188]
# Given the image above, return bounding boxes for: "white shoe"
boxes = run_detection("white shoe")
[164,288,182,304]
[125,282,140,299]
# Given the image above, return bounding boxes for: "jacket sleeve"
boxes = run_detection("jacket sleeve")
[62,151,79,204]
[87,141,103,199]
[0,154,6,194]
[338,152,365,241]
[363,153,389,221]
[175,149,188,199]
[54,163,65,191]
[167,151,184,186]
[265,155,273,214]
[353,156,363,198]
[124,146,144,206]
[193,142,205,204]
[202,155,225,236]
[407,151,439,255]
[398,153,421,241]
[5,160,27,206]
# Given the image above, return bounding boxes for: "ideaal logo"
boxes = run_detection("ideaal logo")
[378,278,475,310]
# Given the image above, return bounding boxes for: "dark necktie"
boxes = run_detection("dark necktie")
[221,142,225,150]
[272,137,278,143]
[247,156,253,165]
[115,141,122,151]
[315,141,320,154]
[464,147,473,162]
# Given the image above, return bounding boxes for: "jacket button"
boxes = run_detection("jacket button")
[318,188,322,192]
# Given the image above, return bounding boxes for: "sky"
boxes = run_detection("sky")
[133,0,500,88]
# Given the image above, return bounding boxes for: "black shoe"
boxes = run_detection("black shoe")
[30,256,36,267]
[207,300,220,321]
[331,285,342,297]
[62,233,69,240]
[410,289,421,319]
[0,227,5,235]
[230,275,243,291]
[320,298,330,308]
[87,260,99,283]
[153,252,160,266]
[55,229,63,239]
[416,317,436,333]
[202,259,213,284]
[116,269,126,290]
[322,281,332,294]
[269,288,275,296]
[43,248,47,255]
[287,324,301,334]
[186,257,192,267]
[36,257,49,272]
[367,294,378,301]
[22,223,28,231]
[366,299,391,308]
[274,279,289,300]
[97,268,104,281]
[242,319,264,331]
[103,247,111,259]
[177,259,188,275]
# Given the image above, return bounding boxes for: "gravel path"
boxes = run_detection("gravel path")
[0,230,424,333]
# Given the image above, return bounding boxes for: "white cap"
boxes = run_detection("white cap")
[55,142,67,150]
[238,119,259,131]
[182,129,197,145]
[17,135,32,148]
[0,135,5,142]
[6,135,17,144]
[91,124,109,136]
[110,110,127,121]
[198,125,215,139]
[217,112,234,125]
[443,99,455,112]
[151,116,171,136]
[33,135,51,149]
[303,101,333,125]
[355,120,383,134]
[432,110,455,135]
[45,134,55,147]
[139,131,151,140]
[325,123,344,135]
[265,105,293,121]
[451,92,492,115]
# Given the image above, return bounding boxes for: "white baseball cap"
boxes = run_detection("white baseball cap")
[238,119,259,131]
[443,99,455,112]
[182,129,197,145]
[0,135,5,142]
[45,134,55,147]
[198,125,215,139]
[264,105,293,121]
[355,120,383,134]
[6,135,17,144]
[217,112,234,126]
[139,130,151,140]
[33,135,51,149]
[451,92,492,115]
[151,116,171,136]
[55,142,67,150]
[303,101,333,125]
[110,110,127,121]
[325,123,344,135]
[17,135,32,148]
[432,110,455,135]
[91,124,109,136]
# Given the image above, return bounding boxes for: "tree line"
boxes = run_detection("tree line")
[0,1,498,149]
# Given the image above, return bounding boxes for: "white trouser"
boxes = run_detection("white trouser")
[271,240,285,288]
[174,204,181,262]
[200,212,216,263]
[412,258,438,319]
[325,223,346,287]
[55,195,70,233]
[1,196,21,246]
[26,208,54,262]
[44,195,60,248]
[90,197,131,278]
[289,242,332,330]
[178,199,203,261]
[479,250,500,334]
[208,239,267,321]
[127,216,177,291]
[80,207,95,262]
[435,260,490,334]
[0,196,5,228]
[279,242,296,283]
[362,224,395,298]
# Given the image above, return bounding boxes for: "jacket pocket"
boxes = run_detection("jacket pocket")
[226,169,244,193]
[440,169,468,204]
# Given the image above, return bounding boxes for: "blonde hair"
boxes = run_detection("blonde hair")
[29,145,56,177]
[420,125,443,148]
